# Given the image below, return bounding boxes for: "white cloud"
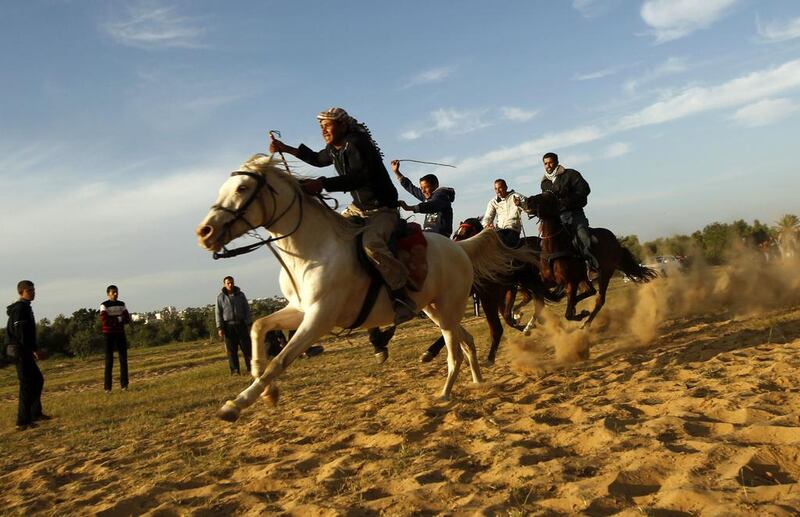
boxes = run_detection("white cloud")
[732,98,799,127]
[640,0,738,43]
[756,16,800,43]
[575,66,618,81]
[572,0,622,18]
[103,2,206,49]
[617,58,800,130]
[449,57,800,180]
[500,106,538,122]
[401,108,490,140]
[454,126,605,174]
[402,66,456,89]
[624,56,690,92]
[603,142,632,158]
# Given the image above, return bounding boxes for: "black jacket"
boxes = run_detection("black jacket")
[296,132,398,211]
[400,177,455,236]
[541,168,590,212]
[6,300,37,356]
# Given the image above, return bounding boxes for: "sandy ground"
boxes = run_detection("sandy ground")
[2,265,800,515]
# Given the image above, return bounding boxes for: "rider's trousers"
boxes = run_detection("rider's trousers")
[342,205,409,290]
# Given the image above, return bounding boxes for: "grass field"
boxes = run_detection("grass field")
[2,271,800,515]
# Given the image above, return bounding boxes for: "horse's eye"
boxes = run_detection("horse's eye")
[236,185,248,193]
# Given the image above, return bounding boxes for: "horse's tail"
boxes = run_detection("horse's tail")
[456,229,539,286]
[619,246,658,283]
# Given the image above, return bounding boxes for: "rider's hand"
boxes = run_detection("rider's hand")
[390,160,401,176]
[398,200,411,211]
[514,196,522,206]
[300,178,324,195]
[269,134,285,154]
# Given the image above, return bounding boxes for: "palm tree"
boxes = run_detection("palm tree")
[775,214,800,258]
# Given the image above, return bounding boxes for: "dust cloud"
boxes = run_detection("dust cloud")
[511,247,800,373]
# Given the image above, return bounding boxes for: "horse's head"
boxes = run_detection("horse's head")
[524,191,560,219]
[196,154,278,252]
[452,217,484,241]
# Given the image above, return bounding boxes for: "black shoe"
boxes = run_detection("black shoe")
[16,422,37,431]
[34,414,53,421]
[306,345,324,357]
[374,346,388,364]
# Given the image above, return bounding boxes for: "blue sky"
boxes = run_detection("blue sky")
[2,0,800,319]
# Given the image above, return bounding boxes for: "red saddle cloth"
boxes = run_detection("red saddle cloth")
[396,222,428,291]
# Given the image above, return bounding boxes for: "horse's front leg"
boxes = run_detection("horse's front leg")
[581,273,611,329]
[250,306,304,377]
[564,283,589,321]
[480,290,504,365]
[217,304,338,422]
[501,286,517,326]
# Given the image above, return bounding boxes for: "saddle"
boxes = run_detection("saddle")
[348,220,428,329]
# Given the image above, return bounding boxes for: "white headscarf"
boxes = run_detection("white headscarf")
[543,164,565,184]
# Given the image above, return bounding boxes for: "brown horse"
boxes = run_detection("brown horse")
[414,217,561,364]
[523,191,657,327]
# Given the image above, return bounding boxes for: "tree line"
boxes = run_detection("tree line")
[1,296,288,363]
[619,214,798,265]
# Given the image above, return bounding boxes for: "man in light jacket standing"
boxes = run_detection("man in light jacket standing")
[482,179,525,247]
[215,276,252,375]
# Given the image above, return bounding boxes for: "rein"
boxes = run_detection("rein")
[210,170,303,260]
[210,162,306,301]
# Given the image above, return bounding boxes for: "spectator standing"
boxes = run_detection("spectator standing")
[5,280,49,430]
[100,285,131,392]
[215,276,252,375]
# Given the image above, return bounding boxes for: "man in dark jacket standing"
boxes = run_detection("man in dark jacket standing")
[391,160,455,237]
[215,276,252,375]
[6,280,48,430]
[269,107,416,325]
[99,284,131,392]
[539,152,599,270]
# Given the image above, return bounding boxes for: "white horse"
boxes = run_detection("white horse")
[196,154,536,421]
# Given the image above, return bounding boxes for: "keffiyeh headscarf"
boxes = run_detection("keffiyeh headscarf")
[317,107,384,157]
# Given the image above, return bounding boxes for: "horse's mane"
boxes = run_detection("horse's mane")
[240,153,363,239]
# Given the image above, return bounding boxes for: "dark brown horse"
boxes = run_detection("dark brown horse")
[421,218,561,364]
[523,191,657,327]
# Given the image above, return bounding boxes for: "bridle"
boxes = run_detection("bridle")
[210,170,303,260]
[529,191,564,241]
[453,221,478,241]
[209,166,305,300]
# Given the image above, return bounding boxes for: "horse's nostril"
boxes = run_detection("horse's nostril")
[198,225,212,237]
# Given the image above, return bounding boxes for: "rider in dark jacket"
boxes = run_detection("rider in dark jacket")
[391,160,454,237]
[539,152,599,269]
[269,108,416,330]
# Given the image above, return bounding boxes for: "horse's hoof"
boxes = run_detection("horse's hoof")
[439,393,451,402]
[486,356,496,367]
[217,400,240,422]
[262,384,280,406]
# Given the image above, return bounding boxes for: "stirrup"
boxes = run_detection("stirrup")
[393,298,417,325]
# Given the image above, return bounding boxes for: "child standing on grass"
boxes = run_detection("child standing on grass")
[99,285,131,392]
[6,280,49,431]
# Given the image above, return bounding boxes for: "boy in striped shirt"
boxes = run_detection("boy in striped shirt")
[99,285,131,392]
